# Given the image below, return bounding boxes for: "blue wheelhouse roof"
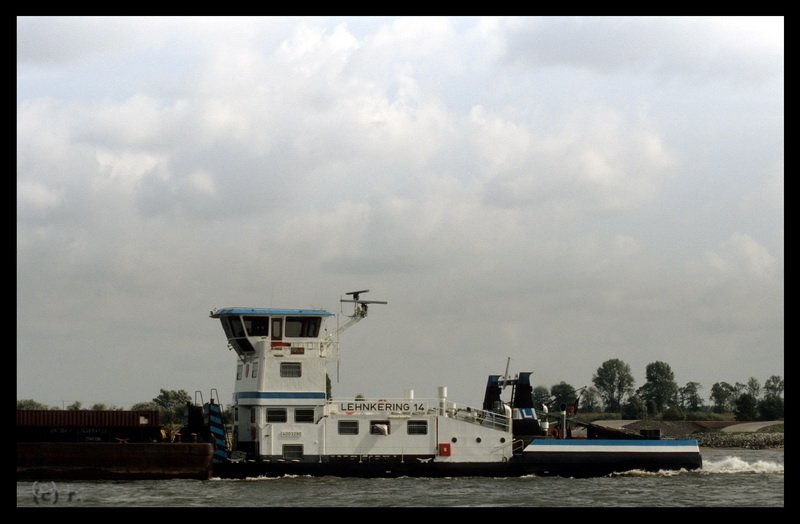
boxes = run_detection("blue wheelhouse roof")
[210,307,333,318]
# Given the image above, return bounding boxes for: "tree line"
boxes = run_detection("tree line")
[18,361,785,423]
[534,359,783,421]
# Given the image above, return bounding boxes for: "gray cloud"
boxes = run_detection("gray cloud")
[17,17,782,408]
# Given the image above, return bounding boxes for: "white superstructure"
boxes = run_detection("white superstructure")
[210,294,514,467]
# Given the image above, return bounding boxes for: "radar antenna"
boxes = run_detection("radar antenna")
[326,290,389,383]
[340,289,388,319]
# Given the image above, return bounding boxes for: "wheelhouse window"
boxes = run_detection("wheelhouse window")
[266,408,287,423]
[295,409,315,423]
[251,360,259,378]
[370,421,390,435]
[338,420,359,435]
[280,362,302,378]
[243,316,268,336]
[229,316,246,337]
[236,363,243,380]
[282,444,303,460]
[407,420,428,435]
[285,316,322,337]
[220,316,255,353]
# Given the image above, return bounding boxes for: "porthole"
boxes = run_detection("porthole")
[500,437,506,443]
[451,437,458,443]
[476,437,482,443]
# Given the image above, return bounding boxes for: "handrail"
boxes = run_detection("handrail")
[326,398,511,432]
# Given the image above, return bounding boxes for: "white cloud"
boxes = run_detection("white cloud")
[703,232,777,280]
[501,16,783,84]
[17,181,61,211]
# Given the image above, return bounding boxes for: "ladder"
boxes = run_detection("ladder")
[207,389,231,463]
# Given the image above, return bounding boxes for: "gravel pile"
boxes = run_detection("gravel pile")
[684,432,784,449]
[606,420,784,449]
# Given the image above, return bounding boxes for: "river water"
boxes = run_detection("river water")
[16,448,783,508]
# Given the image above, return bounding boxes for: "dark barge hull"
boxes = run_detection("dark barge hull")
[17,442,214,480]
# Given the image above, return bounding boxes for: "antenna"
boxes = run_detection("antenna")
[340,289,388,318]
[329,290,388,386]
[502,357,511,389]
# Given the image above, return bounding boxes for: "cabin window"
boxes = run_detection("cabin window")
[251,360,259,378]
[229,316,246,338]
[221,317,255,353]
[282,444,303,460]
[250,408,256,423]
[285,316,321,337]
[370,421,390,435]
[280,362,302,378]
[243,316,269,337]
[338,420,359,435]
[236,363,243,380]
[271,318,283,340]
[266,408,287,423]
[407,420,428,435]
[233,407,238,423]
[295,409,315,423]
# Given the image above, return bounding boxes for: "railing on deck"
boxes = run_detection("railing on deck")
[326,398,510,432]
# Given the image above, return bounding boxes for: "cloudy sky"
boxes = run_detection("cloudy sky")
[17,17,783,409]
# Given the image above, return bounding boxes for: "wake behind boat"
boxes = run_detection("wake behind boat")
[187,291,701,478]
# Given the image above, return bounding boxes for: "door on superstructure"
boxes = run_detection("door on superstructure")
[272,318,283,341]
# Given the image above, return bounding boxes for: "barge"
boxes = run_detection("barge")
[189,290,702,478]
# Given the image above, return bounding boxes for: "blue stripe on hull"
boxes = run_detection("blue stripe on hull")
[528,438,699,447]
[524,439,699,454]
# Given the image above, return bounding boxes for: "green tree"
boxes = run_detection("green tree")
[533,386,551,408]
[621,394,647,419]
[734,393,758,421]
[67,401,82,411]
[550,381,578,411]
[763,375,784,399]
[710,382,736,413]
[580,386,601,413]
[638,361,678,414]
[592,359,635,413]
[733,382,746,398]
[746,377,761,400]
[152,389,192,426]
[757,396,784,420]
[679,382,703,411]
[89,403,123,410]
[131,401,160,411]
[17,399,50,410]
[758,375,784,420]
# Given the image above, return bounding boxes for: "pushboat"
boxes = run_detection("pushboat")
[186,291,701,478]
